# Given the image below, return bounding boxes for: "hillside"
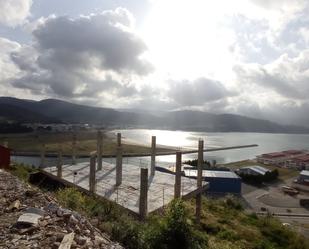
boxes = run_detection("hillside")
[4,164,309,249]
[0,103,59,123]
[1,97,309,133]
[0,168,122,249]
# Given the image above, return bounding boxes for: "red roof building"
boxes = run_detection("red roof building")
[261,152,286,158]
[0,145,11,169]
[282,150,304,156]
[257,150,309,169]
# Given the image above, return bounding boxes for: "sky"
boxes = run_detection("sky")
[0,0,309,126]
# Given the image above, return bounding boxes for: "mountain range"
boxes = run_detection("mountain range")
[0,97,308,134]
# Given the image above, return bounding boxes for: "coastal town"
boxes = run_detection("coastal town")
[2,131,309,239]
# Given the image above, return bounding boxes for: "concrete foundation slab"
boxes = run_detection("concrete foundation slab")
[44,160,203,214]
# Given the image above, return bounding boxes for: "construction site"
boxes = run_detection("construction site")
[30,131,257,219]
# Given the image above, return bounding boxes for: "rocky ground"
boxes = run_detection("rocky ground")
[0,169,123,249]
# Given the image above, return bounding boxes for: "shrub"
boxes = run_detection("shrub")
[224,196,243,211]
[217,229,240,241]
[10,163,37,182]
[144,199,208,249]
[111,218,142,249]
[56,187,86,211]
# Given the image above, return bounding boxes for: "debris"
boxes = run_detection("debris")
[8,200,21,211]
[45,202,59,214]
[17,213,42,225]
[0,169,123,249]
[58,232,75,249]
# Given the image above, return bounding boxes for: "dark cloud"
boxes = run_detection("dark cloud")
[168,78,235,107]
[11,8,153,100]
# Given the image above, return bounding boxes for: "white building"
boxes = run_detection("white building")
[237,165,271,176]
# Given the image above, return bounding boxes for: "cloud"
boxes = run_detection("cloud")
[11,8,153,102]
[0,0,32,27]
[168,78,235,107]
[0,37,41,99]
[299,27,309,44]
[233,49,309,100]
[0,38,20,84]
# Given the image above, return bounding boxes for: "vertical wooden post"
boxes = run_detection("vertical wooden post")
[39,143,45,169]
[97,130,103,170]
[89,155,96,193]
[57,147,63,178]
[196,139,204,223]
[174,151,182,198]
[139,167,148,220]
[116,146,123,186]
[72,133,77,165]
[151,136,156,176]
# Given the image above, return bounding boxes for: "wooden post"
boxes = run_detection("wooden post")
[139,167,148,220]
[196,139,204,223]
[116,146,123,186]
[151,136,156,176]
[72,133,77,165]
[57,147,63,178]
[97,130,103,170]
[89,155,96,193]
[174,151,182,198]
[39,143,45,169]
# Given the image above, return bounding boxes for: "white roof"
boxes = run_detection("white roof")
[241,165,270,175]
[184,169,240,179]
[300,170,309,177]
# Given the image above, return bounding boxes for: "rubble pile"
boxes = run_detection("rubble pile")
[0,169,123,249]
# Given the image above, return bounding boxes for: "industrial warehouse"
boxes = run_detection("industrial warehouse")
[183,169,242,194]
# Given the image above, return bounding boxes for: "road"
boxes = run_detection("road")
[242,176,309,237]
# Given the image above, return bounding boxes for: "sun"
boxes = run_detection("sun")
[140,0,237,82]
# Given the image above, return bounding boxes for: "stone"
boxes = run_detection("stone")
[53,242,61,249]
[18,226,39,235]
[0,169,123,249]
[69,215,78,225]
[58,232,75,249]
[29,234,41,240]
[75,235,87,246]
[24,190,38,197]
[17,213,42,226]
[94,235,107,246]
[45,203,59,214]
[55,233,65,242]
[8,200,21,211]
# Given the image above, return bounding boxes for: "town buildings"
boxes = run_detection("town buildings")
[257,150,309,169]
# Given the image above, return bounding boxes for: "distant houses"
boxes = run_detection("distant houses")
[256,150,309,169]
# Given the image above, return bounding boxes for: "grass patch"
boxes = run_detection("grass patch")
[9,163,38,182]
